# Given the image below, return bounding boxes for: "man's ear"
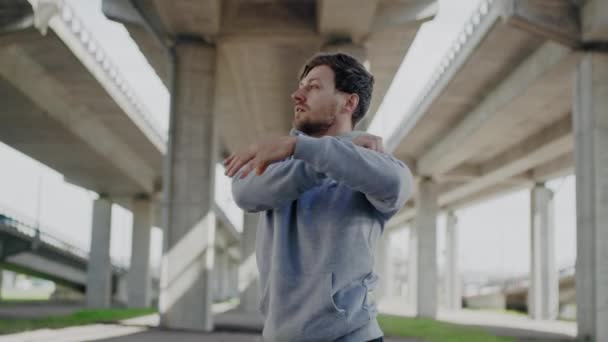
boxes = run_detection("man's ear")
[343,93,359,116]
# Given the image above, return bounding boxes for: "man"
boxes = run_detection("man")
[225,53,413,341]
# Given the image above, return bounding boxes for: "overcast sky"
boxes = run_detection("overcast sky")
[0,0,575,279]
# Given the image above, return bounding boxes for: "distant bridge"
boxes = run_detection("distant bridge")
[0,205,126,294]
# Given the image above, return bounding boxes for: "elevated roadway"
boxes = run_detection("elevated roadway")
[379,0,607,339]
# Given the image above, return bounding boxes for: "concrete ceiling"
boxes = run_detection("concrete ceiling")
[386,0,589,228]
[0,28,163,198]
[104,0,438,153]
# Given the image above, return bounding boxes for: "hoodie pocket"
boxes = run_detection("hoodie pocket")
[263,272,348,341]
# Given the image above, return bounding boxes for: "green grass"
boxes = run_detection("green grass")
[378,314,515,342]
[0,308,156,335]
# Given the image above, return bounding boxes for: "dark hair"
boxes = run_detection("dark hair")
[299,53,374,127]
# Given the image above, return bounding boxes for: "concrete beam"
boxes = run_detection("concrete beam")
[371,0,438,32]
[385,0,504,153]
[152,0,221,39]
[582,0,608,41]
[417,42,573,177]
[316,0,378,41]
[532,153,573,182]
[501,0,581,47]
[436,165,481,182]
[439,116,572,205]
[0,43,158,195]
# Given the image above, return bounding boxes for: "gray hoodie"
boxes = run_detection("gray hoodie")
[232,130,413,341]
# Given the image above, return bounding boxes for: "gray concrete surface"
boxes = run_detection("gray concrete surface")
[572,52,608,342]
[444,211,461,311]
[529,184,558,320]
[0,301,83,319]
[86,197,113,309]
[127,197,152,309]
[159,43,217,332]
[413,178,438,318]
[238,212,259,313]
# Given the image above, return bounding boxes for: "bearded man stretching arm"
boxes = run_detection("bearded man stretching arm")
[226,53,413,342]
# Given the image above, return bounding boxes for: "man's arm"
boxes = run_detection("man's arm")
[231,159,325,212]
[293,135,413,218]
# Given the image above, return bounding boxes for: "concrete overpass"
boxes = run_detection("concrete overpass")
[376,0,607,340]
[0,207,126,296]
[0,0,242,311]
[101,0,438,332]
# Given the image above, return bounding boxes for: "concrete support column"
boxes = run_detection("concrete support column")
[230,258,239,298]
[86,196,112,308]
[573,52,608,341]
[127,196,152,308]
[212,249,220,301]
[407,224,417,308]
[216,249,228,301]
[238,212,259,312]
[529,184,557,320]
[223,252,232,300]
[414,178,439,318]
[445,211,461,311]
[159,43,217,332]
[375,232,389,301]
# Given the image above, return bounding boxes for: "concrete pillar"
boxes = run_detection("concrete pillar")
[159,43,217,332]
[375,232,389,300]
[212,249,220,302]
[445,211,461,311]
[407,224,417,308]
[215,249,227,301]
[86,196,112,308]
[127,196,152,308]
[528,184,558,320]
[230,258,239,298]
[414,178,439,318]
[573,52,608,341]
[222,252,231,300]
[238,212,259,312]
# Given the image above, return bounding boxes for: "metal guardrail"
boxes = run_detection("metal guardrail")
[0,204,128,272]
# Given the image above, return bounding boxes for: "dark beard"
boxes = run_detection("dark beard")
[294,115,335,137]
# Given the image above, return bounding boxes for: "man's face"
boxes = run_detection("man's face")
[291,65,342,136]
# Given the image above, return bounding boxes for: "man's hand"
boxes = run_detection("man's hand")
[352,134,384,153]
[224,136,297,178]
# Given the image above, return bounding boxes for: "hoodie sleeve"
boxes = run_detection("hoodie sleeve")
[293,135,413,218]
[231,158,326,212]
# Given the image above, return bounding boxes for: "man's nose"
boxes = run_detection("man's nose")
[291,88,305,103]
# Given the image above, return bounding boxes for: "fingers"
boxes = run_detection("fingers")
[256,160,269,176]
[240,161,255,179]
[227,154,247,177]
[225,155,238,175]
[223,154,235,167]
